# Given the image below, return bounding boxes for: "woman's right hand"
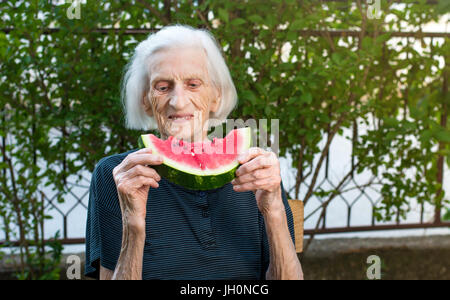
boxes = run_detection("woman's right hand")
[112,148,163,231]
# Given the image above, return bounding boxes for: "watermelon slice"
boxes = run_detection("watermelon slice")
[138,127,252,190]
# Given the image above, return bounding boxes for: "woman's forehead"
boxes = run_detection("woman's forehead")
[149,47,210,82]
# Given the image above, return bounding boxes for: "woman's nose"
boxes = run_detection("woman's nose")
[168,85,189,110]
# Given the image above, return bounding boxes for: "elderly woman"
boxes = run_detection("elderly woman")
[85,24,303,280]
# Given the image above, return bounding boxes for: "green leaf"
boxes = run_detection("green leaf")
[386,131,397,141]
[240,90,258,105]
[331,52,342,64]
[231,18,246,26]
[218,8,229,23]
[384,117,399,127]
[443,208,450,222]
[290,19,305,30]
[434,130,450,143]
[286,30,298,41]
[301,93,313,104]
[437,0,450,13]
[420,130,433,143]
[248,14,264,24]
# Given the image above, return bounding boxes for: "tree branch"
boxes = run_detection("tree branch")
[136,0,169,24]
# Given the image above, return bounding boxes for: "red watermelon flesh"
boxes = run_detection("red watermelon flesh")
[147,128,247,172]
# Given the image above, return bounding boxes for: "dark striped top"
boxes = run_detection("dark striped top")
[85,149,295,280]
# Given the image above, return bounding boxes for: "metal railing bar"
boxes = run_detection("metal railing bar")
[1,28,449,38]
[304,221,450,235]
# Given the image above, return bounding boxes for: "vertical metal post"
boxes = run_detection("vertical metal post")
[435,65,448,224]
[63,215,68,240]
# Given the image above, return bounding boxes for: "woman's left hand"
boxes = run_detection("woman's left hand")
[232,147,284,216]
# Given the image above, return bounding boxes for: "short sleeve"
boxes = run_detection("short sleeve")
[84,160,123,279]
[260,181,295,279]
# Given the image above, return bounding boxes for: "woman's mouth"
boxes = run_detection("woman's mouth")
[168,114,194,123]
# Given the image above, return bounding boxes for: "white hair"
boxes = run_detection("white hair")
[121,24,238,130]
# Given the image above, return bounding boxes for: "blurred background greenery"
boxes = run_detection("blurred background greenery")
[0,0,449,279]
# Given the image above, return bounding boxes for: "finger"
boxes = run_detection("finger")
[232,168,272,185]
[236,154,273,176]
[237,147,267,165]
[117,176,159,195]
[125,164,161,182]
[136,148,153,154]
[233,177,273,192]
[122,153,164,172]
[130,175,159,189]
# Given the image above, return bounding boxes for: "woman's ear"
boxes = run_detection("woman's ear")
[142,93,153,117]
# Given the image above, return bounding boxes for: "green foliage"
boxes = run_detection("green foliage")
[0,0,449,278]
[14,232,63,280]
[444,207,450,222]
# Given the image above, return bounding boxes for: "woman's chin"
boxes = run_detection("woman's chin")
[164,128,193,141]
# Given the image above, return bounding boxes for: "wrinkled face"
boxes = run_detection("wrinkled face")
[142,47,220,142]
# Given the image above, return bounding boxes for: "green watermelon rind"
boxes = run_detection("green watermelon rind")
[153,164,239,191]
[138,127,252,191]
